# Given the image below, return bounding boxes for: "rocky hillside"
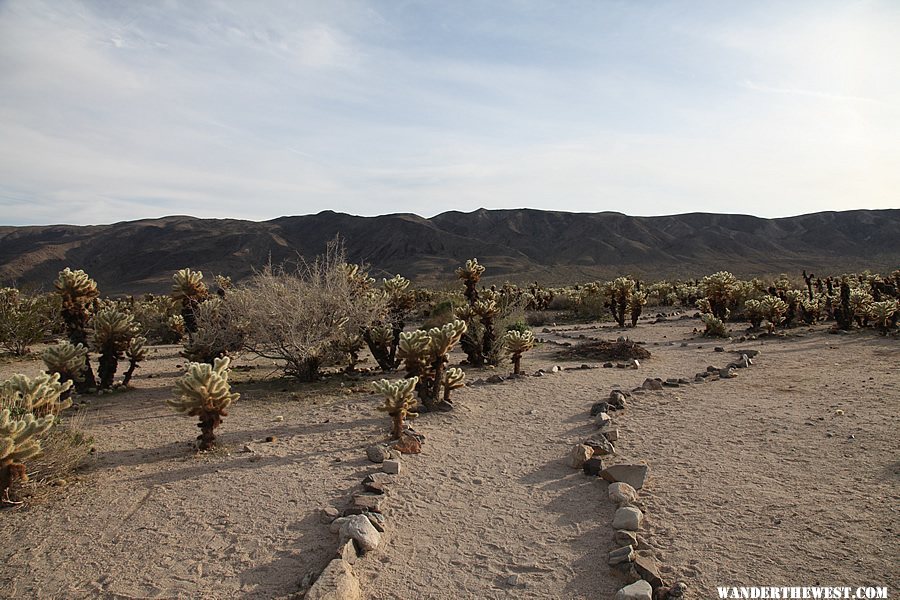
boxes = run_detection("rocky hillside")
[1,209,897,294]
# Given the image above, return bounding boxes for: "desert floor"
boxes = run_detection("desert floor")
[1,314,897,599]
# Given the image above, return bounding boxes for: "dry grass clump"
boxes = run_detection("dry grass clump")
[557,339,651,362]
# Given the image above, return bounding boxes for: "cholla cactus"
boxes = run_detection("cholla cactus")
[503,330,535,374]
[628,290,647,327]
[1,373,73,418]
[180,297,243,364]
[397,320,467,410]
[54,268,99,345]
[700,313,728,338]
[743,299,764,330]
[700,271,737,319]
[456,259,485,304]
[122,336,147,386]
[869,300,899,333]
[373,377,419,439]
[604,277,638,327]
[798,297,824,325]
[848,288,873,328]
[1,409,55,501]
[441,368,466,402]
[42,342,88,389]
[168,357,239,450]
[760,296,788,332]
[171,269,209,333]
[362,275,415,373]
[91,308,139,389]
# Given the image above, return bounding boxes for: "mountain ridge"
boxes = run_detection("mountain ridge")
[1,208,897,294]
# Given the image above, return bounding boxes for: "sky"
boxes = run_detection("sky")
[1,0,898,226]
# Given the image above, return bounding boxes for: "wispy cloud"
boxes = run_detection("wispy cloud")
[0,0,898,225]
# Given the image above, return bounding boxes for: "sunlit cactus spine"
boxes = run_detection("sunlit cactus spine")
[868,299,898,334]
[42,342,89,393]
[782,289,805,327]
[604,277,638,327]
[0,408,55,502]
[628,290,647,327]
[743,299,764,330]
[503,330,535,375]
[54,268,99,389]
[122,336,147,386]
[700,313,728,337]
[1,373,73,418]
[171,268,209,334]
[848,288,873,328]
[167,357,239,450]
[91,308,139,390]
[373,377,419,439]
[363,275,415,372]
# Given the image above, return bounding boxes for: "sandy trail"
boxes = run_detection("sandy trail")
[1,317,897,599]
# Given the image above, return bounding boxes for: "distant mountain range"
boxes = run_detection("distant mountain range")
[1,208,898,294]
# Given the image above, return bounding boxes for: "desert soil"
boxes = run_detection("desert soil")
[1,314,897,599]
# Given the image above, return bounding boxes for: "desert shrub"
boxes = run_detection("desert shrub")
[576,282,607,319]
[131,295,184,344]
[219,243,386,381]
[0,288,53,356]
[168,357,239,450]
[373,377,419,439]
[181,297,245,364]
[397,319,467,411]
[700,313,728,337]
[502,329,535,374]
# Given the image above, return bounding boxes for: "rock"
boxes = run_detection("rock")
[362,473,395,487]
[353,494,384,512]
[719,367,736,379]
[362,480,386,495]
[663,379,679,388]
[365,511,386,532]
[340,514,381,553]
[584,435,616,456]
[615,579,653,600]
[591,401,610,416]
[568,444,594,469]
[641,378,663,391]
[615,529,639,546]
[633,555,664,589]
[680,342,688,347]
[613,506,644,530]
[265,436,277,443]
[603,362,614,368]
[486,374,505,384]
[321,506,341,523]
[609,482,638,505]
[305,559,361,600]
[366,444,390,463]
[329,516,351,534]
[706,365,718,372]
[506,574,519,586]
[600,427,619,442]
[551,365,561,373]
[382,459,401,475]
[582,457,604,476]
[735,349,759,358]
[714,347,725,352]
[391,431,422,454]
[609,545,635,565]
[273,415,284,422]
[660,582,687,599]
[677,378,691,385]
[608,390,628,409]
[601,464,650,489]
[388,449,402,460]
[595,412,612,428]
[336,539,358,565]
[630,359,640,369]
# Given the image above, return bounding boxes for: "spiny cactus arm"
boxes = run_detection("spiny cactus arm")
[1,410,54,459]
[428,320,468,357]
[54,268,99,301]
[503,330,535,355]
[382,275,411,295]
[373,377,419,411]
[1,373,73,417]
[171,268,209,302]
[168,357,239,414]
[455,258,486,281]
[42,342,88,381]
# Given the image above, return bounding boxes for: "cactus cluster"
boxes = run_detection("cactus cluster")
[171,268,210,334]
[54,268,100,389]
[1,373,73,418]
[42,342,89,389]
[502,329,535,374]
[363,275,416,372]
[604,277,644,327]
[167,357,239,450]
[92,308,141,389]
[1,409,55,501]
[454,259,502,366]
[397,319,467,411]
[373,377,419,439]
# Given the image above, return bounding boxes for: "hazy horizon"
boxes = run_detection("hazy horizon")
[2,1,898,226]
